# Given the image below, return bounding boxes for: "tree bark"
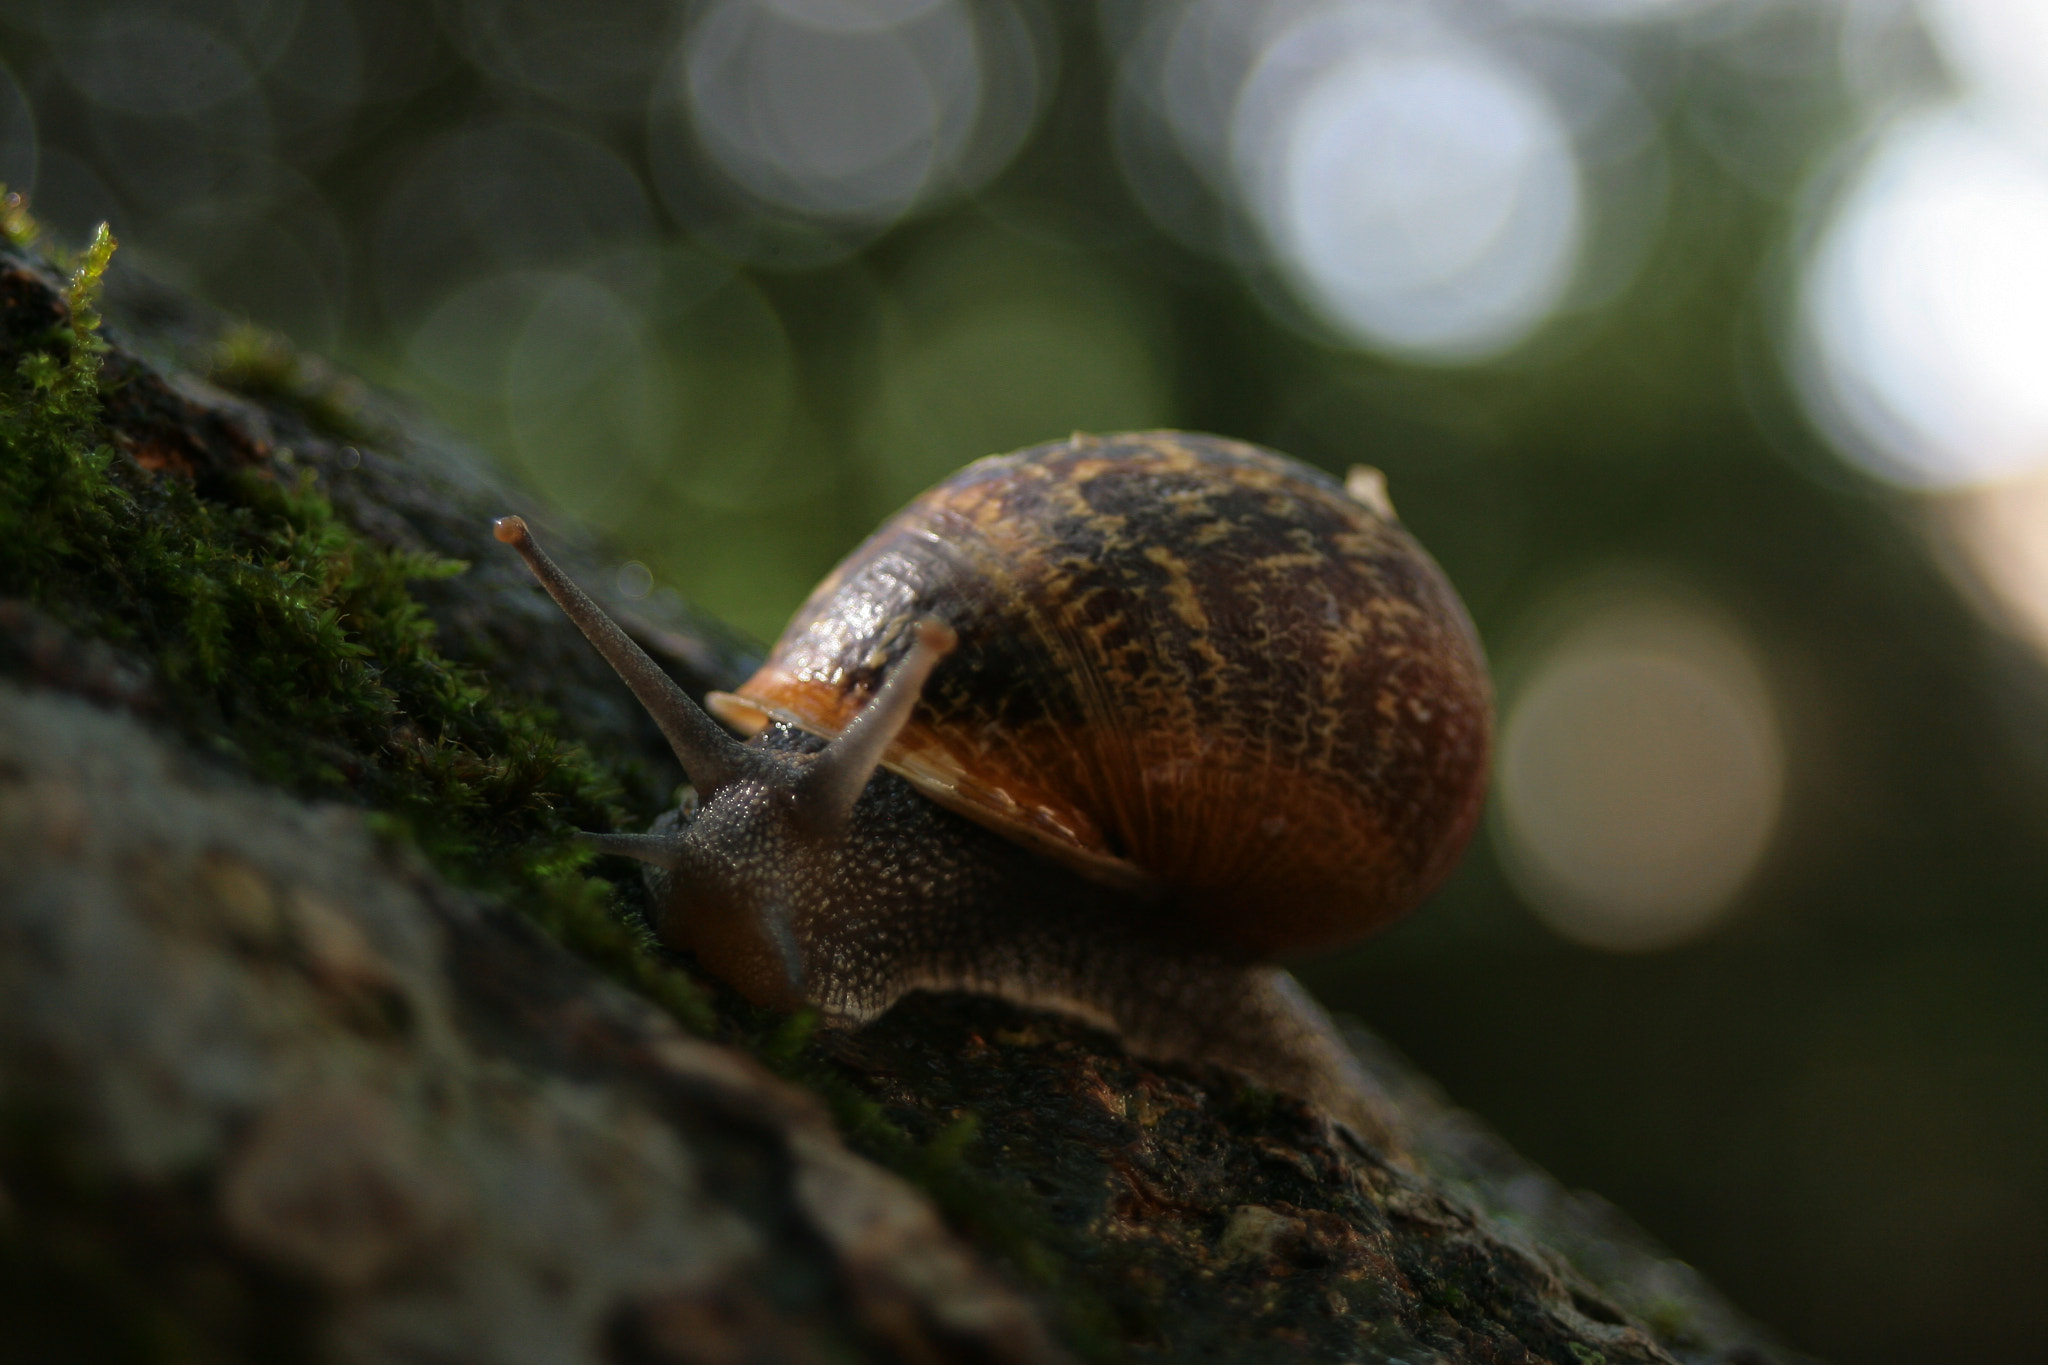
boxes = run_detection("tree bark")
[0,243,1808,1365]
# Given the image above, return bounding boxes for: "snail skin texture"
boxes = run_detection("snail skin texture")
[495,431,1491,1128]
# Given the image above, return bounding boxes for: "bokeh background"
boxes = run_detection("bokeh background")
[4,0,2045,1359]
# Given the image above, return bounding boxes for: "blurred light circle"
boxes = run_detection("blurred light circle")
[345,0,443,106]
[53,7,261,115]
[758,0,950,31]
[1236,31,1584,360]
[1108,0,1267,260]
[1922,0,2048,138]
[504,274,675,520]
[87,100,279,216]
[1499,0,1724,22]
[1936,472,2048,658]
[1153,0,1263,174]
[264,0,365,118]
[27,149,119,243]
[374,122,655,326]
[635,262,800,509]
[219,225,342,348]
[939,0,1048,201]
[507,274,648,402]
[681,0,980,222]
[132,171,348,351]
[616,561,655,601]
[198,219,343,350]
[859,232,1170,511]
[1497,592,1783,952]
[45,0,310,71]
[405,271,553,399]
[441,0,681,111]
[1800,107,2048,488]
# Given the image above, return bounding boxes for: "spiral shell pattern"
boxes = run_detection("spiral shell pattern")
[709,431,1491,956]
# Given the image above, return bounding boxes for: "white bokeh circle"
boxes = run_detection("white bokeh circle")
[1231,13,1584,360]
[1800,106,2048,488]
[682,0,980,223]
[1497,590,1784,952]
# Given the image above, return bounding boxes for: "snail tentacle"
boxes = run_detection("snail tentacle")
[793,617,957,837]
[493,516,749,793]
[496,432,1490,1137]
[577,830,683,868]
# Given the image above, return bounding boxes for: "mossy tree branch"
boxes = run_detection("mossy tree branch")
[0,223,1806,1365]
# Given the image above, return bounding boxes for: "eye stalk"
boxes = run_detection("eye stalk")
[792,617,956,839]
[490,429,1488,1135]
[495,517,960,1011]
[492,516,749,795]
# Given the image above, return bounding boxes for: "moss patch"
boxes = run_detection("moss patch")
[206,321,385,446]
[0,223,1211,1363]
[0,228,1265,1363]
[0,222,711,1033]
[757,1025,1127,1363]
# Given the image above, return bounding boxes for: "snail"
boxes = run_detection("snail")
[494,431,1490,1129]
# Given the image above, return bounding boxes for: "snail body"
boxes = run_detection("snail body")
[496,431,1490,1125]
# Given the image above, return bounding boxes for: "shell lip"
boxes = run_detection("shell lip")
[706,689,1161,899]
[705,690,775,738]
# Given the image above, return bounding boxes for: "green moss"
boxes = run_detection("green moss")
[0,227,710,1032]
[0,225,743,1355]
[747,1025,1124,1362]
[853,1111,1123,1360]
[206,322,385,444]
[1641,1296,1697,1344]
[0,226,1085,1351]
[1427,1284,1471,1313]
[1,190,41,251]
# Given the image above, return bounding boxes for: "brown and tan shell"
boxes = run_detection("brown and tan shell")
[708,431,1491,958]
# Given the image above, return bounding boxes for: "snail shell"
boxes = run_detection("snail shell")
[709,430,1490,956]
